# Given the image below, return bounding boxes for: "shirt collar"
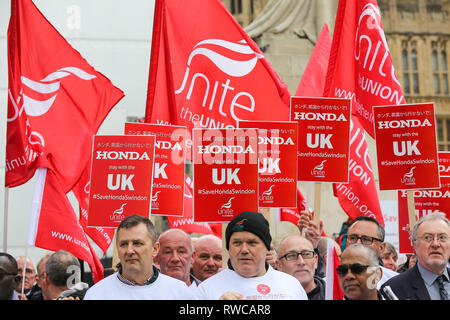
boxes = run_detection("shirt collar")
[117,265,159,286]
[417,261,449,286]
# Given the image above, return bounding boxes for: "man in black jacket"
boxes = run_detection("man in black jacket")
[381,212,450,300]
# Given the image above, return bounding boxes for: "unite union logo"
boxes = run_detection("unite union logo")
[8,67,97,149]
[110,203,126,222]
[400,167,416,186]
[218,197,234,217]
[261,184,275,203]
[311,160,326,178]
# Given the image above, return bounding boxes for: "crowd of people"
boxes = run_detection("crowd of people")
[1,211,448,300]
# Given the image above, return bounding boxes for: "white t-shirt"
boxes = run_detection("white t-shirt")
[84,272,193,300]
[194,266,308,300]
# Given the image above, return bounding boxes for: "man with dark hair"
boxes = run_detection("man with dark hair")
[40,250,88,300]
[346,216,398,287]
[84,214,193,299]
[195,211,307,300]
[0,252,22,300]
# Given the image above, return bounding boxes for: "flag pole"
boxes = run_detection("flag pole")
[20,245,29,295]
[303,181,314,237]
[3,187,9,252]
[406,190,416,229]
[313,183,322,226]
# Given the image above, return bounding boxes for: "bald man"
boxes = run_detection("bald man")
[15,256,38,298]
[276,235,325,300]
[191,235,223,285]
[156,229,196,286]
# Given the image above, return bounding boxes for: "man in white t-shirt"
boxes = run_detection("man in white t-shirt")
[194,211,308,300]
[84,215,193,300]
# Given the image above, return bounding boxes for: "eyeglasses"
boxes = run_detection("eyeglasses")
[416,234,449,243]
[336,263,371,277]
[347,234,383,245]
[279,250,315,261]
[0,269,18,281]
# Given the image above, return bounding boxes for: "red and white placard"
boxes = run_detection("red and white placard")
[193,128,258,222]
[291,97,351,183]
[124,123,187,216]
[373,103,440,191]
[238,120,297,208]
[87,135,156,227]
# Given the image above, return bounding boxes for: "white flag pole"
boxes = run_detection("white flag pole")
[3,187,9,252]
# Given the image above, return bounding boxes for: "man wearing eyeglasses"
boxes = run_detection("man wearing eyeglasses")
[0,252,22,300]
[337,244,383,300]
[346,216,398,288]
[380,212,450,300]
[276,235,325,300]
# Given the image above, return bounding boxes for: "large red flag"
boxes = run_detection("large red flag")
[334,116,384,226]
[322,1,392,225]
[167,175,222,239]
[324,0,405,137]
[145,0,291,158]
[295,23,384,225]
[28,169,104,283]
[7,0,124,189]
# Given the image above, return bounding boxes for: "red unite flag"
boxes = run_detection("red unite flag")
[7,0,124,190]
[28,169,104,284]
[8,0,124,282]
[324,0,405,137]
[145,0,291,159]
[323,0,403,226]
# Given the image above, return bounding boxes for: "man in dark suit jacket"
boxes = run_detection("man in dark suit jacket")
[381,212,450,300]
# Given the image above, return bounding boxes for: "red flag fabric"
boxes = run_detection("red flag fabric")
[28,169,104,283]
[71,162,115,255]
[6,0,124,189]
[295,24,332,96]
[279,188,307,226]
[333,116,384,226]
[295,21,385,226]
[167,175,222,238]
[325,238,345,300]
[324,0,405,137]
[321,0,393,225]
[145,0,291,159]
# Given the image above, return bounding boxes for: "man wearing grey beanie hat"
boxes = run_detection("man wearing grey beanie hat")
[194,211,308,300]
